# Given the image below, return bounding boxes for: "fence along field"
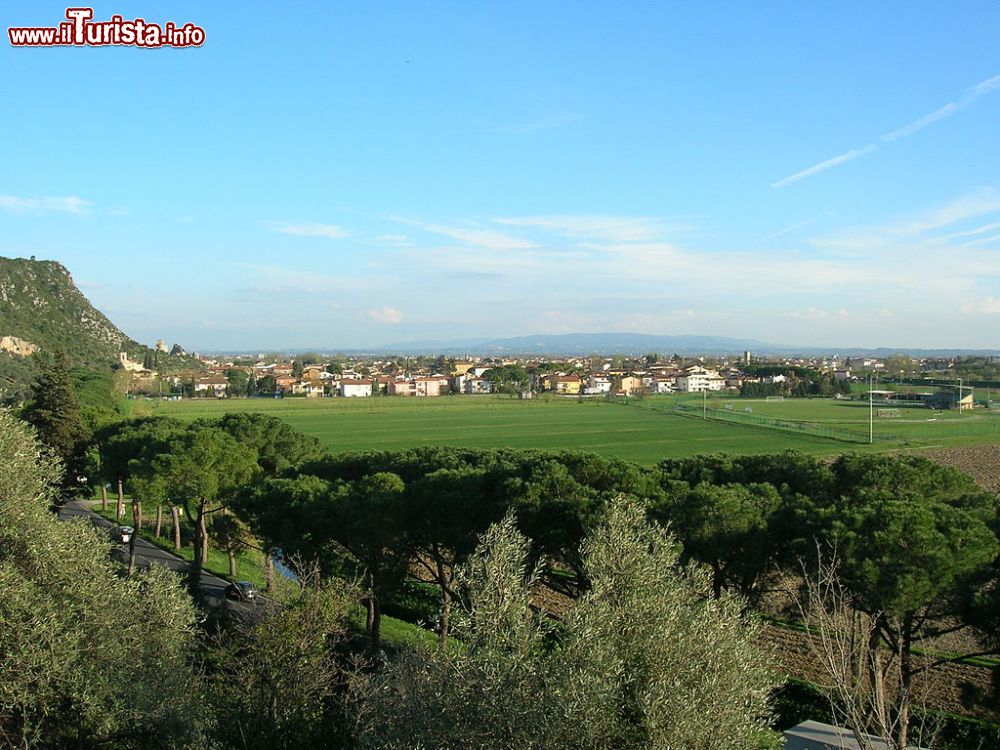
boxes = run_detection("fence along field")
[638,393,1000,447]
[129,392,1000,465]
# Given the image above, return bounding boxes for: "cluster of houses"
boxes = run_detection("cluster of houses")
[120,346,992,412]
[180,361,785,399]
[544,365,734,396]
[243,362,462,398]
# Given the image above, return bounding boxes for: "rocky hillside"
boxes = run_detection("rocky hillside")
[0,256,196,397]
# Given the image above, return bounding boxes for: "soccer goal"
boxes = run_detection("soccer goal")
[765,395,785,402]
[877,408,901,418]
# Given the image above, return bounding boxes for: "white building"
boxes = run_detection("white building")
[587,374,613,394]
[651,377,676,394]
[118,352,145,372]
[676,367,726,392]
[339,379,372,398]
[464,376,492,394]
[193,376,228,395]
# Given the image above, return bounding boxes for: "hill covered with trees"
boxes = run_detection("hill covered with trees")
[0,256,200,398]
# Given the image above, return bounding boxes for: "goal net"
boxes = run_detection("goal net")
[765,395,785,402]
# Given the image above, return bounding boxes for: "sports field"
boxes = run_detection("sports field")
[690,393,1000,445]
[126,393,1000,465]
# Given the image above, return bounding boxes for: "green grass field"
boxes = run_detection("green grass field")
[692,394,1000,446]
[124,393,1000,465]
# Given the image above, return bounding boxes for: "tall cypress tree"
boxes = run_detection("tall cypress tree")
[23,353,90,474]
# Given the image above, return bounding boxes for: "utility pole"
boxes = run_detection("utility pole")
[703,388,707,419]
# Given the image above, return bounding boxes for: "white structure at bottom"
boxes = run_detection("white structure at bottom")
[782,720,926,750]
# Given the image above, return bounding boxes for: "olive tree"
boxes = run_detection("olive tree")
[556,499,779,750]
[355,499,779,750]
[208,576,359,750]
[0,409,205,748]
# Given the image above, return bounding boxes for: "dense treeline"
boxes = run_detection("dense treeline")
[89,411,1000,677]
[5,359,1000,748]
[1,409,780,749]
[238,444,999,749]
[739,365,851,397]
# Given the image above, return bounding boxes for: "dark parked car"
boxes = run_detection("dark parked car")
[109,525,134,544]
[225,581,258,602]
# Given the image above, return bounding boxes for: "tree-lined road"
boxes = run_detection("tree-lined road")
[58,498,241,603]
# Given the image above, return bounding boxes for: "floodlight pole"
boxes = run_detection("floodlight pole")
[869,374,874,445]
[703,388,707,420]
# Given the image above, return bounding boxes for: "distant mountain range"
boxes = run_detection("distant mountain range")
[373,333,774,356]
[3,257,996,389]
[364,333,1000,358]
[215,333,1000,359]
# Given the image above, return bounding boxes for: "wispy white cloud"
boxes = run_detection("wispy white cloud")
[407,222,536,250]
[771,144,878,188]
[885,188,1000,234]
[218,195,1000,348]
[370,233,412,247]
[493,215,672,243]
[756,216,821,243]
[883,73,1000,142]
[268,222,350,239]
[936,220,1000,242]
[0,194,92,215]
[808,189,1000,254]
[960,296,1000,315]
[236,263,369,294]
[364,306,403,324]
[410,245,582,278]
[958,232,1000,248]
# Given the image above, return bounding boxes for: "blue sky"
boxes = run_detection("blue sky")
[2,1,998,351]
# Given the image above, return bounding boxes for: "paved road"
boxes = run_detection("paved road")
[58,499,261,611]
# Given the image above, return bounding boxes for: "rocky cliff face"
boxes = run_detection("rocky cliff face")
[0,335,40,356]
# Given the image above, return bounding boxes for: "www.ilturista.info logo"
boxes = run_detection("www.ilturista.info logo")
[8,7,205,48]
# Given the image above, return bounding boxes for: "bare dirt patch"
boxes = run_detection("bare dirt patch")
[919,443,1000,492]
